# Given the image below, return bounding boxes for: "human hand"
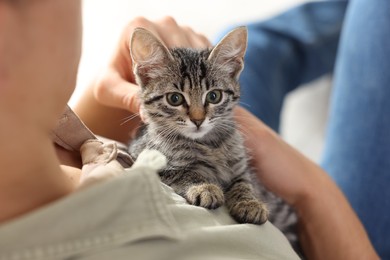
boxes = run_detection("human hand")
[94,16,211,114]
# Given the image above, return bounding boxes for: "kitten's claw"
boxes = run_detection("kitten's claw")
[186,184,224,209]
[229,200,269,225]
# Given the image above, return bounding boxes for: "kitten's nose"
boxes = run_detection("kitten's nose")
[191,119,204,128]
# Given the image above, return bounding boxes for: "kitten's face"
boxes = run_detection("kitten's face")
[140,48,240,139]
[131,27,247,140]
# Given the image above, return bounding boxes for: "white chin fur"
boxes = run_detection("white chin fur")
[184,130,208,139]
[181,125,212,140]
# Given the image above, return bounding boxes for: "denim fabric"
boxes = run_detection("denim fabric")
[216,0,390,258]
[322,0,390,258]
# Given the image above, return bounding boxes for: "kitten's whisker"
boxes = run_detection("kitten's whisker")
[235,124,251,138]
[238,102,252,109]
[120,113,140,126]
[149,125,179,151]
[232,114,259,121]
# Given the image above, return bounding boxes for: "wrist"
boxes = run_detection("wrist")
[291,164,329,215]
[292,167,379,260]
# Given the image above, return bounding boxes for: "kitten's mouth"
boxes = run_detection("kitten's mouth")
[191,127,204,134]
[194,126,202,132]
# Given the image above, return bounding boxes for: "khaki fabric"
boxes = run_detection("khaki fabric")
[0,106,300,260]
[50,105,133,168]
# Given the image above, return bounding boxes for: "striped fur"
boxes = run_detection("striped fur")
[129,27,299,248]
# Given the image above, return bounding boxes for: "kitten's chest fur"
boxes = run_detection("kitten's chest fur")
[129,123,248,187]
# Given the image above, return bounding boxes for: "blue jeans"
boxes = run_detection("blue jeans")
[217,0,390,258]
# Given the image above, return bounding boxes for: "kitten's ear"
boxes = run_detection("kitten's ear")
[208,27,247,80]
[130,28,173,87]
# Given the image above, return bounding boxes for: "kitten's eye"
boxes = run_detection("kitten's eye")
[166,92,185,106]
[206,90,222,104]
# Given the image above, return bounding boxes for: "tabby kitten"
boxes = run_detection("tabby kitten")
[129,27,270,225]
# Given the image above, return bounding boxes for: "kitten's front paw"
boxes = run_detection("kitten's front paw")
[186,184,224,209]
[229,200,269,225]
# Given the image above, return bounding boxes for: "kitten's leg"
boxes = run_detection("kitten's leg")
[225,176,269,225]
[160,170,224,209]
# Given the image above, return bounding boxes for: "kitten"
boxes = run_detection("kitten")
[128,27,296,234]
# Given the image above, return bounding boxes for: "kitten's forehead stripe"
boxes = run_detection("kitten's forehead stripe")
[180,81,185,92]
[173,83,180,91]
[179,60,187,74]
[205,79,210,91]
[173,48,212,92]
[200,61,207,79]
[187,75,193,90]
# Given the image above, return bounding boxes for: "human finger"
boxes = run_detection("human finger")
[155,16,192,48]
[181,26,212,49]
[94,68,141,113]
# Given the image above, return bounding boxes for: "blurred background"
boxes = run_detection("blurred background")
[70,0,331,162]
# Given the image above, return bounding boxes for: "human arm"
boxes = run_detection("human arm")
[234,106,379,260]
[74,17,210,143]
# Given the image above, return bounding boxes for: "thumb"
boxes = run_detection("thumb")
[94,68,141,113]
